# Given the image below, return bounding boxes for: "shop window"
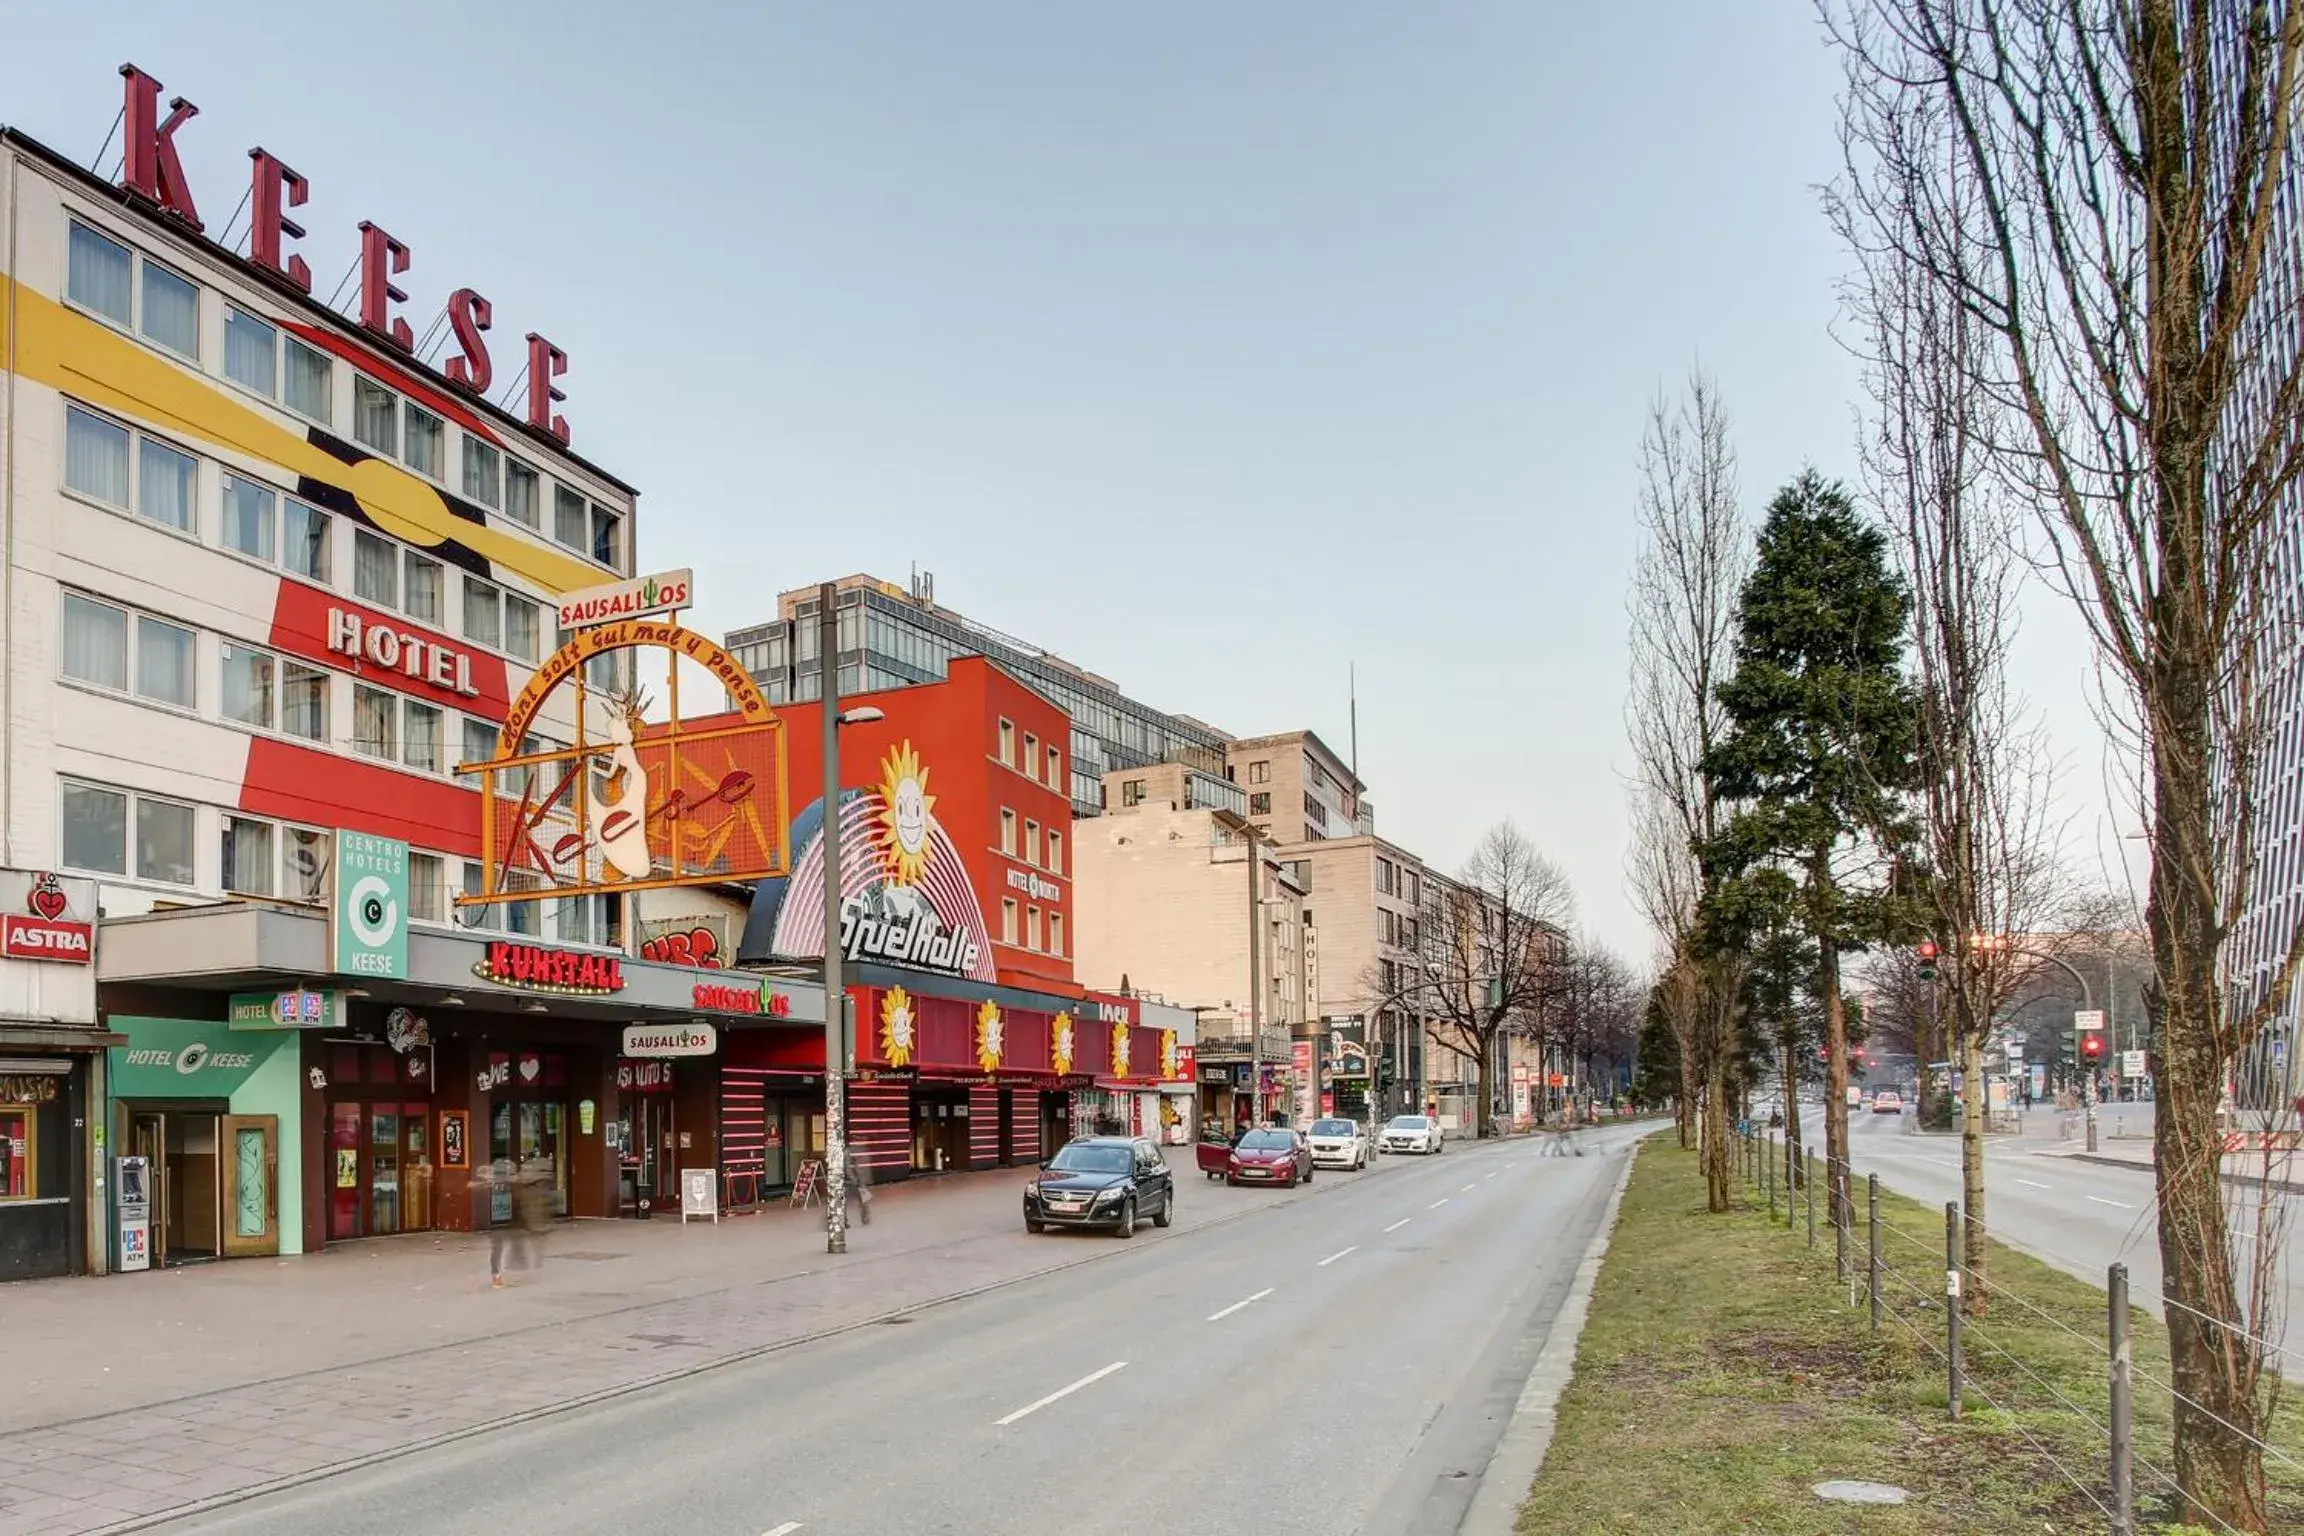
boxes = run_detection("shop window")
[0,1104,36,1200]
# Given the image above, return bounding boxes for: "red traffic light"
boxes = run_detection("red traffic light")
[2081,1035,2104,1059]
[1918,940,1939,960]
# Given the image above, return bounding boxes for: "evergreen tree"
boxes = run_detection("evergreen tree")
[1701,470,1918,1257]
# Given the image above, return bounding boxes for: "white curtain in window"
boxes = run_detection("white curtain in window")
[224,309,277,396]
[504,598,539,662]
[505,461,539,527]
[222,476,276,561]
[138,439,196,531]
[353,686,396,758]
[221,644,276,728]
[284,501,330,582]
[65,409,130,506]
[403,553,442,624]
[404,700,442,772]
[463,439,501,508]
[61,595,129,690]
[136,617,195,707]
[554,485,587,548]
[283,827,328,902]
[408,852,445,923]
[283,663,328,741]
[139,264,199,357]
[464,577,501,647]
[285,339,332,421]
[67,225,133,324]
[353,531,398,607]
[353,378,398,455]
[403,405,443,478]
[221,817,273,895]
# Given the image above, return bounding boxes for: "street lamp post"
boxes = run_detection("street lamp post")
[1976,934,2100,1152]
[1243,819,1263,1129]
[816,582,885,1255]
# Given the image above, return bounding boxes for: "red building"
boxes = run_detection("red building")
[700,657,1188,1183]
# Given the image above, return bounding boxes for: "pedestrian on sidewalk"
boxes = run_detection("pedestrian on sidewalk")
[843,1145,873,1226]
[486,1157,520,1286]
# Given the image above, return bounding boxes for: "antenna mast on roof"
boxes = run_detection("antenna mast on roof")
[1349,662,1359,786]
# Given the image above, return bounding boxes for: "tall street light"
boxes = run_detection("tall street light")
[1972,932,2100,1152]
[818,581,884,1255]
[1221,813,1268,1130]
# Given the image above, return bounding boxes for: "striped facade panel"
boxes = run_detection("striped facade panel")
[1009,1091,1044,1165]
[848,1081,913,1177]
[968,1084,1001,1169]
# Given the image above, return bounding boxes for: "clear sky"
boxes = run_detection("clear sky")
[2,3,2122,960]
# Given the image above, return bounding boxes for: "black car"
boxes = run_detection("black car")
[1024,1136,1174,1237]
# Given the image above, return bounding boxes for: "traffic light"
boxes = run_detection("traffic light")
[1917,940,1939,982]
[2081,1034,2104,1061]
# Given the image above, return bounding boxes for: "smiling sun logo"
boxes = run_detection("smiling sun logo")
[1160,1030,1179,1079]
[876,741,935,888]
[1051,1012,1075,1076]
[975,999,1005,1074]
[880,986,916,1068]
[1111,1024,1131,1078]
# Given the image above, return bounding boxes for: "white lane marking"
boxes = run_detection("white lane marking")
[1485,1171,1500,1181]
[1318,1246,1356,1267]
[763,1525,804,1536]
[2087,1196,2134,1209]
[1206,1288,1276,1323]
[2016,1178,2053,1190]
[1429,1197,1451,1209]
[1384,1217,1412,1233]
[994,1361,1129,1426]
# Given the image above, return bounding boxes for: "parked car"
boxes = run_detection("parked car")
[1024,1136,1174,1237]
[1226,1128,1314,1187]
[1380,1113,1444,1155]
[1305,1117,1369,1170]
[1871,1090,1904,1115]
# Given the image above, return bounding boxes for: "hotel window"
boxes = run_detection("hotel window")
[64,407,131,509]
[284,498,331,582]
[66,223,134,326]
[353,377,398,457]
[284,337,332,422]
[459,860,499,932]
[1248,760,1270,785]
[139,260,199,359]
[1249,792,1271,815]
[403,402,445,480]
[220,643,277,729]
[403,550,444,625]
[504,595,542,663]
[282,660,328,742]
[354,530,399,608]
[60,780,194,886]
[1001,898,1019,944]
[505,460,540,528]
[1001,808,1018,855]
[464,576,503,648]
[1023,734,1040,781]
[1047,830,1063,875]
[222,475,276,562]
[221,815,275,896]
[463,437,503,509]
[283,825,329,902]
[408,851,446,925]
[998,719,1016,766]
[1024,820,1040,866]
[224,307,279,397]
[554,484,588,551]
[352,684,398,761]
[591,503,622,570]
[403,700,444,773]
[1049,912,1065,957]
[1027,906,1042,952]
[139,437,197,531]
[59,594,129,693]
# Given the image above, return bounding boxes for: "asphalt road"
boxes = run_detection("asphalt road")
[162,1124,1652,1536]
[1833,1109,2303,1362]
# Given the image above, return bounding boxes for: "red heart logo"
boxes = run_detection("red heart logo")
[28,875,66,921]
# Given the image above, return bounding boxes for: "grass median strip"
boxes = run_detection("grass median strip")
[1514,1142,2304,1534]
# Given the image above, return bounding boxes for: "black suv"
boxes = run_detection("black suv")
[1024,1136,1174,1237]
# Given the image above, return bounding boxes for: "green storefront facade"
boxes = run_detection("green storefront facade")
[107,1016,305,1266]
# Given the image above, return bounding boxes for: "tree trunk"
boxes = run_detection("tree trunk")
[1474,1040,1495,1140]
[1780,1012,1804,1193]
[1702,1063,1732,1212]
[1960,1025,1987,1315]
[1676,1042,1698,1148]
[1817,931,1853,1271]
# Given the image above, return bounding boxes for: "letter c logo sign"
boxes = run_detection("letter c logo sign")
[347,875,399,948]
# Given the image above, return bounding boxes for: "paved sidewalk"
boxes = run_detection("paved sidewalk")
[0,1149,1343,1535]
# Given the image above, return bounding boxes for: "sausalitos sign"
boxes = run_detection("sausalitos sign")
[455,608,790,911]
[557,569,692,630]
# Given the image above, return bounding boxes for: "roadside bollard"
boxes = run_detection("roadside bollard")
[1766,1129,1776,1219]
[1867,1175,1881,1331]
[1805,1145,1816,1250]
[2109,1264,2134,1535]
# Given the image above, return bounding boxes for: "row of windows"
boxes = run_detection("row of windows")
[993,718,1065,788]
[997,897,1064,957]
[63,401,630,694]
[996,808,1064,875]
[63,219,625,574]
[57,774,616,944]
[58,587,573,788]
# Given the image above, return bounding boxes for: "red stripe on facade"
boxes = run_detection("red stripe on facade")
[240,736,484,856]
[269,578,513,720]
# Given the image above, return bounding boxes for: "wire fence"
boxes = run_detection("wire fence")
[1730,1128,2301,1535]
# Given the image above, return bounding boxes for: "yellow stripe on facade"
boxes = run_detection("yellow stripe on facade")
[3,279,601,597]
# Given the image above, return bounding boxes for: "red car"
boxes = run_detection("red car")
[1226,1128,1314,1187]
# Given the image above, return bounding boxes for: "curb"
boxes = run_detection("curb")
[1458,1134,1645,1535]
[2068,1151,2304,1197]
[78,1148,1409,1534]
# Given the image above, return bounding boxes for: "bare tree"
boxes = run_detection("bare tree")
[1835,136,2067,1314]
[1549,934,1643,1101]
[1375,823,1574,1140]
[1625,369,1753,1209]
[1828,3,2304,1521]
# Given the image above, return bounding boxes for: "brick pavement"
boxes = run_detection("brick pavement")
[0,1151,1318,1534]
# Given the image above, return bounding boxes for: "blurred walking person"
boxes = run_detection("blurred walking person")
[843,1145,873,1226]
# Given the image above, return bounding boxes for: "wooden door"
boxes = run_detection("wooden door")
[219,1115,279,1258]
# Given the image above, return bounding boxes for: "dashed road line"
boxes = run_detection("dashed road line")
[994,1361,1129,1426]
[1318,1246,1356,1267]
[1206,1288,1276,1323]
[763,1524,804,1536]
[1429,1197,1451,1210]
[1384,1218,1412,1233]
[2087,1196,2134,1210]
[2015,1178,2053,1190]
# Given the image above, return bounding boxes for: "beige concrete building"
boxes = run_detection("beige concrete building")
[1223,729,1368,845]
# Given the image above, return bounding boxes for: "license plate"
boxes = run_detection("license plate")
[1243,1169,1269,1178]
